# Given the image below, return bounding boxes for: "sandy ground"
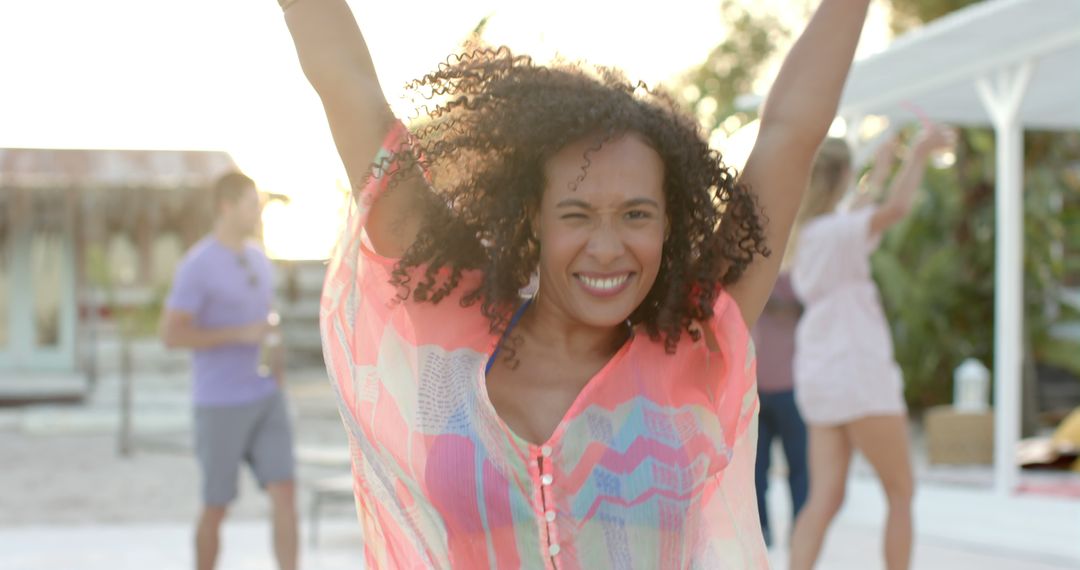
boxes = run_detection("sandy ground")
[0,368,353,527]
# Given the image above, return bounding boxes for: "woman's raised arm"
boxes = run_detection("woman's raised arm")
[727,0,872,328]
[281,0,426,257]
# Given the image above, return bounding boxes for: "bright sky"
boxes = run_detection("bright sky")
[0,0,891,260]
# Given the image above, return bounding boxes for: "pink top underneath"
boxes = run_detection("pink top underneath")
[319,122,767,568]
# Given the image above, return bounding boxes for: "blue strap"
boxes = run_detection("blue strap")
[485,298,533,375]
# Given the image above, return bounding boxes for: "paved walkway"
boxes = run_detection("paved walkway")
[2,365,1078,569]
[763,473,1080,569]
[1,520,363,570]
[4,474,1078,570]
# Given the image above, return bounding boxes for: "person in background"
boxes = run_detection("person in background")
[752,267,808,549]
[788,125,954,570]
[160,172,297,570]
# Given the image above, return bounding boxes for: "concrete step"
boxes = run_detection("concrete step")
[0,372,88,404]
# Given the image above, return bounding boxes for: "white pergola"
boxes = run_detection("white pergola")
[838,0,1080,496]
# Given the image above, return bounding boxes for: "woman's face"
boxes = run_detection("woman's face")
[534,132,668,329]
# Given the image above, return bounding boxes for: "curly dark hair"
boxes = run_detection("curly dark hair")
[373,46,768,353]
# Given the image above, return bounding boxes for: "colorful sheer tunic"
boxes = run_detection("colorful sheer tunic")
[319,121,767,569]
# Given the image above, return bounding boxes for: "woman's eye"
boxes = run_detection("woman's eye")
[626,210,652,220]
[560,213,588,220]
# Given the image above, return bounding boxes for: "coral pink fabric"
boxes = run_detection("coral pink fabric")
[319,121,767,569]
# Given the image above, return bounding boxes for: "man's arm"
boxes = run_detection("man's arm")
[726,0,872,329]
[160,310,267,350]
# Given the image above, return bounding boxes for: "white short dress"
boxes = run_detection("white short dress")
[791,207,906,426]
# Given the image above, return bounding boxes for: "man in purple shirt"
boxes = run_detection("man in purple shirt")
[161,172,297,570]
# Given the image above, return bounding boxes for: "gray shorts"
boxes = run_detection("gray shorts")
[194,390,296,506]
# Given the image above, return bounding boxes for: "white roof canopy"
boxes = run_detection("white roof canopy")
[839,0,1080,130]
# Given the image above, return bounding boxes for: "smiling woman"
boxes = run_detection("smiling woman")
[381,55,765,352]
[277,0,871,567]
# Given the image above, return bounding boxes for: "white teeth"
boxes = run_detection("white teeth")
[578,274,630,290]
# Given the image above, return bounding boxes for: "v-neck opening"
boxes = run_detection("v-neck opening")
[479,308,635,449]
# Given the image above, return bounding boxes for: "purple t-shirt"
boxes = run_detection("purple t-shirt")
[166,236,278,406]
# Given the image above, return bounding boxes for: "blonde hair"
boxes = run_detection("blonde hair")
[784,138,853,269]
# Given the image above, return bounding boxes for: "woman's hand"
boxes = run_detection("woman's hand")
[868,122,956,235]
[913,124,956,155]
[873,132,901,165]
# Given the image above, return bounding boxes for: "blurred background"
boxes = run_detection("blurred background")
[1,0,1078,568]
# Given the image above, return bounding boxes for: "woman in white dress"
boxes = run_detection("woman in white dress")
[788,125,953,570]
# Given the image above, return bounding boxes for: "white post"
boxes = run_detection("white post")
[975,60,1033,497]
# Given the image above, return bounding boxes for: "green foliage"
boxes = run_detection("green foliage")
[871,129,1080,410]
[870,132,990,408]
[678,2,790,136]
[887,0,988,34]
